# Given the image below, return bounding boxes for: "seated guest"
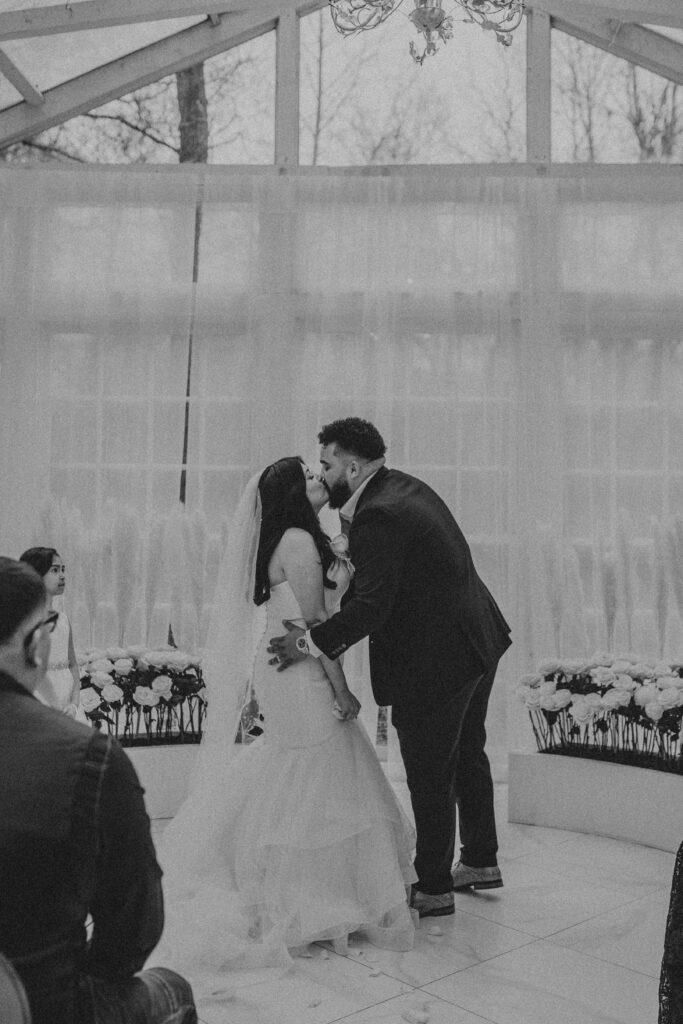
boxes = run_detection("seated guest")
[0,557,197,1024]
[19,546,88,722]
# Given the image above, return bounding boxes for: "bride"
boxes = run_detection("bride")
[157,456,416,973]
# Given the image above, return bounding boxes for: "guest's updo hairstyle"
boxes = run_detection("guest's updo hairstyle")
[19,547,59,579]
[254,456,335,607]
[318,417,386,461]
[0,557,46,645]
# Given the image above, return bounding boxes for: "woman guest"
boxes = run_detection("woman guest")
[19,547,88,723]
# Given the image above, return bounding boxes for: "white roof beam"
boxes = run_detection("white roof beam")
[0,4,285,147]
[529,0,683,29]
[553,16,683,84]
[526,8,552,163]
[0,0,324,41]
[0,46,43,104]
[274,9,300,165]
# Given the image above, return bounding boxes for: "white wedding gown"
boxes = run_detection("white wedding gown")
[155,572,416,976]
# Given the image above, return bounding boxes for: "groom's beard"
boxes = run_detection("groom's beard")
[326,478,353,509]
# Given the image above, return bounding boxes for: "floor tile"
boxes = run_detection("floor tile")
[548,893,669,977]
[318,911,534,988]
[424,939,660,1024]
[195,946,412,1024]
[451,858,644,937]
[331,990,495,1023]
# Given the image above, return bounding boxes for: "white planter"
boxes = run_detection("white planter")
[127,744,199,819]
[508,751,683,853]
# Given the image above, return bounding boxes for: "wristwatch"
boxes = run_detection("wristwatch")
[295,634,310,656]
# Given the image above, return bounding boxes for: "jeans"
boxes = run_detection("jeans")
[77,967,197,1024]
[393,665,499,895]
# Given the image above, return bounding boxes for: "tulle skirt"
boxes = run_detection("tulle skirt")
[156,720,416,971]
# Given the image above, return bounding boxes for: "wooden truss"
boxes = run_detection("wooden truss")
[0,0,679,160]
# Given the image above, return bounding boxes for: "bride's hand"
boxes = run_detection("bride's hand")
[334,688,361,722]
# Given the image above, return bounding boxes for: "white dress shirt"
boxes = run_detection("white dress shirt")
[306,471,380,657]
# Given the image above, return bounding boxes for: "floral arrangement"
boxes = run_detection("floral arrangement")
[518,652,683,774]
[79,645,206,746]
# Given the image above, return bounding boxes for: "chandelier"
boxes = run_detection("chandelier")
[328,0,525,64]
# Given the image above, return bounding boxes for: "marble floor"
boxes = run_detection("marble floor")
[150,780,673,1024]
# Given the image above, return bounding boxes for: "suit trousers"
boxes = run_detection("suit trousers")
[393,664,499,895]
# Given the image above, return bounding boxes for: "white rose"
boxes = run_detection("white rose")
[89,658,115,674]
[113,658,133,677]
[654,661,673,676]
[522,687,541,708]
[126,644,147,658]
[655,674,680,688]
[612,673,637,691]
[133,686,160,707]
[105,646,128,661]
[519,674,542,687]
[601,689,632,709]
[166,653,192,671]
[539,692,560,710]
[584,692,602,707]
[627,663,654,679]
[538,660,561,675]
[90,670,113,689]
[151,675,173,699]
[539,680,557,696]
[612,659,635,674]
[645,702,664,721]
[80,686,102,712]
[142,651,164,669]
[561,659,588,676]
[570,699,595,724]
[553,688,573,709]
[589,650,613,667]
[657,687,683,709]
[634,683,660,707]
[591,667,617,685]
[101,683,124,703]
[329,533,350,557]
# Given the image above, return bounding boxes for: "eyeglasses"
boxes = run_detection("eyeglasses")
[23,609,59,652]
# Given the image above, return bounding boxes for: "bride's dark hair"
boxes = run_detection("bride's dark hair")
[254,456,335,606]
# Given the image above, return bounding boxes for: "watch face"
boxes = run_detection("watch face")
[296,636,308,653]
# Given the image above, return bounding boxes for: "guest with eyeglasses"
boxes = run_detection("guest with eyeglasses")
[0,556,197,1024]
[19,546,88,722]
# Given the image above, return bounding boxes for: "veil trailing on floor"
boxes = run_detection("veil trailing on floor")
[152,472,286,974]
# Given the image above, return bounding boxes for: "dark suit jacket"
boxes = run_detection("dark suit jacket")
[310,467,511,707]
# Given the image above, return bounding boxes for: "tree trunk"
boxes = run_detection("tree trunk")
[176,64,209,163]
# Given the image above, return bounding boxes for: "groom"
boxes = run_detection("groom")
[269,417,512,917]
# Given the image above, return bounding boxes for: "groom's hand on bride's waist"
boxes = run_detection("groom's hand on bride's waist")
[267,619,316,672]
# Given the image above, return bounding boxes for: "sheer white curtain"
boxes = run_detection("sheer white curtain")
[1,164,681,767]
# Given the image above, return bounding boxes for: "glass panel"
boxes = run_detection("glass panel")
[300,8,525,164]
[552,31,683,163]
[25,33,275,165]
[51,402,98,463]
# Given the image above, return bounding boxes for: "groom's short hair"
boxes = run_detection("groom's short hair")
[318,418,386,462]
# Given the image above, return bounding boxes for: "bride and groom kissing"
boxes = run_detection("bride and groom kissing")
[161,416,511,962]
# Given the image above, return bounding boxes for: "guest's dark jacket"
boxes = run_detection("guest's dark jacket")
[311,467,511,707]
[0,672,163,1024]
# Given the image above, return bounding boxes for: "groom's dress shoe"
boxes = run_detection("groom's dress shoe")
[451,861,503,891]
[409,889,454,918]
